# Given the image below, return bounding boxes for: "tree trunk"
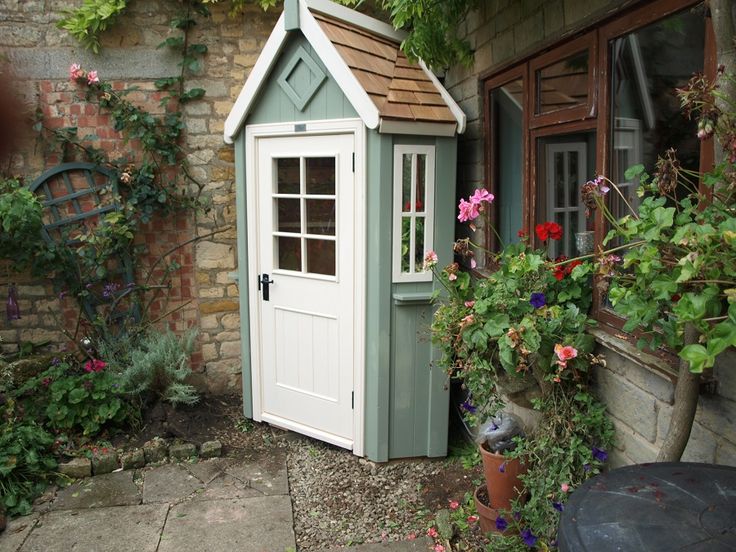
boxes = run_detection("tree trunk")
[656,324,700,462]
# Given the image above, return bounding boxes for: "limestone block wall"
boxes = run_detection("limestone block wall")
[0,0,278,394]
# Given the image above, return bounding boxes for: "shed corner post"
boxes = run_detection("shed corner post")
[234,131,254,419]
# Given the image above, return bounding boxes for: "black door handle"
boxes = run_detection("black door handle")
[258,273,274,301]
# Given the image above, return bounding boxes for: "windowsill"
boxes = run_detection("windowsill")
[589,326,678,385]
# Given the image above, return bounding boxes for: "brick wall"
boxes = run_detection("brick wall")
[446,0,736,467]
[0,0,278,394]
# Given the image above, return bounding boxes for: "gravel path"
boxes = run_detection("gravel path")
[287,437,447,550]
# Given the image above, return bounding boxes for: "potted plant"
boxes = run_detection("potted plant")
[426,190,607,535]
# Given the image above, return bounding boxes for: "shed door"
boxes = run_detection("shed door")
[254,134,355,449]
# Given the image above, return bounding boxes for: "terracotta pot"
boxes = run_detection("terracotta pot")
[473,485,500,534]
[479,444,526,510]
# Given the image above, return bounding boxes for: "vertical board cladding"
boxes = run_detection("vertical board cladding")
[247,32,358,125]
[387,136,456,459]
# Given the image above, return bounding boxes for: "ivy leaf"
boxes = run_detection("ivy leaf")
[706,321,736,357]
[679,344,714,373]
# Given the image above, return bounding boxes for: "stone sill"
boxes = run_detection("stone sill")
[589,327,678,386]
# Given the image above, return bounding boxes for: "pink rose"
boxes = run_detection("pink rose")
[87,70,99,84]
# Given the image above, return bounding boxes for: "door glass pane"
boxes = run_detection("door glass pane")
[491,78,524,250]
[537,50,589,114]
[568,151,579,207]
[277,158,300,194]
[277,236,301,271]
[277,198,301,233]
[414,216,425,271]
[402,154,412,212]
[306,239,335,276]
[306,199,335,236]
[415,154,426,212]
[306,157,335,195]
[554,151,565,207]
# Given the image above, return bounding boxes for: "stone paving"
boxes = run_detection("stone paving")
[0,449,429,552]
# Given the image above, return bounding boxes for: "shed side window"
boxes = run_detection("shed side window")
[392,145,435,283]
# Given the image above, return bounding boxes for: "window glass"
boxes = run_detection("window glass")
[536,50,589,114]
[610,9,704,218]
[490,79,524,248]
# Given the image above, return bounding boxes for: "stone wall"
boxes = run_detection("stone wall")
[446,0,736,467]
[0,0,278,394]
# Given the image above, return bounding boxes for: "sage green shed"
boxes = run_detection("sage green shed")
[223,0,465,461]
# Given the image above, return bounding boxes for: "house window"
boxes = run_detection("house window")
[482,0,711,332]
[392,145,435,282]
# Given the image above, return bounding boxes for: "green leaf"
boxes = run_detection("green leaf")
[678,344,714,373]
[68,387,89,404]
[624,164,646,181]
[707,321,736,357]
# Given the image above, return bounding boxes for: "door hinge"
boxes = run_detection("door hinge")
[352,152,355,173]
[351,391,354,409]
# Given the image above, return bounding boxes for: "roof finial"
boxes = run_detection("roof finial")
[285,0,299,31]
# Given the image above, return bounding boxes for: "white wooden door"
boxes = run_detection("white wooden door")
[254,134,355,449]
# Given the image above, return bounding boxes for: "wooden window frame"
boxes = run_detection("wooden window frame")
[482,0,713,340]
[392,144,436,283]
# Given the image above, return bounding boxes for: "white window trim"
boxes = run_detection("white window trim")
[392,145,435,283]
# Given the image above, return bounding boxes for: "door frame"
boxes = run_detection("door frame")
[244,118,366,456]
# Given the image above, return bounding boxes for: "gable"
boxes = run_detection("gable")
[247,32,358,125]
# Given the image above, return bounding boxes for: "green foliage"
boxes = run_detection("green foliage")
[491,387,614,549]
[57,0,128,53]
[0,178,45,271]
[0,407,57,516]
[13,361,132,436]
[117,330,199,406]
[431,238,596,421]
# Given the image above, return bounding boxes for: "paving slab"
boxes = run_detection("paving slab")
[142,464,204,504]
[18,504,169,552]
[225,449,289,495]
[51,471,141,510]
[0,514,38,552]
[193,473,263,501]
[184,457,233,485]
[158,496,296,552]
[320,538,432,552]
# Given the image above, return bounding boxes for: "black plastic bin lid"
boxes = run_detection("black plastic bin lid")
[558,462,736,551]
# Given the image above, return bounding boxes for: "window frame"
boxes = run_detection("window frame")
[392,144,436,283]
[482,0,714,336]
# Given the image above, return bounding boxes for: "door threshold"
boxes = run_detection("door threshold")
[262,412,354,451]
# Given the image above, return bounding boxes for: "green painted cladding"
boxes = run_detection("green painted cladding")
[247,33,358,124]
[364,133,456,461]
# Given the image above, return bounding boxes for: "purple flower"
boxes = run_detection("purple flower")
[59,291,67,300]
[530,292,546,309]
[552,501,564,512]
[499,462,506,473]
[521,528,538,547]
[592,446,608,463]
[583,463,591,472]
[461,400,477,413]
[51,357,61,366]
[495,516,508,532]
[102,282,120,299]
[85,283,93,289]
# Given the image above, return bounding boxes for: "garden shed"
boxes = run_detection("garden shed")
[224,0,466,461]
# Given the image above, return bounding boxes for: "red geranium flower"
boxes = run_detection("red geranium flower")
[535,221,564,241]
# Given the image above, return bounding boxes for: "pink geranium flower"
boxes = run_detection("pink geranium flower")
[427,527,438,539]
[449,500,459,510]
[434,545,445,552]
[69,63,84,81]
[554,344,578,363]
[561,483,570,492]
[470,188,494,205]
[457,198,480,222]
[467,514,479,523]
[423,250,438,270]
[87,70,99,84]
[84,359,107,373]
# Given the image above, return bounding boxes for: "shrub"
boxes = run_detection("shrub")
[118,330,199,406]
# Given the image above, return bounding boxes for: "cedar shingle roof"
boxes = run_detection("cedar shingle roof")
[314,14,456,125]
